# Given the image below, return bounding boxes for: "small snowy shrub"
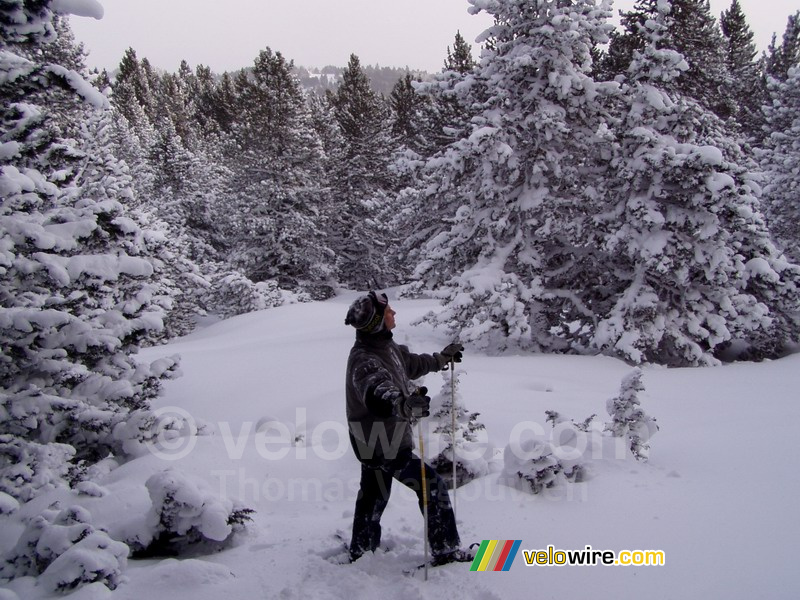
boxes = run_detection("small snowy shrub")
[605,368,659,461]
[502,410,595,495]
[127,469,253,557]
[39,530,128,593]
[545,410,597,432]
[208,271,309,318]
[427,370,489,487]
[502,439,563,494]
[0,436,74,503]
[0,505,128,592]
[111,406,197,459]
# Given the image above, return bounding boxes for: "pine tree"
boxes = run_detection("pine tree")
[327,54,398,288]
[425,369,488,488]
[107,103,158,208]
[600,0,652,79]
[417,31,480,155]
[1,1,181,501]
[39,15,86,71]
[605,369,658,461]
[760,67,800,263]
[112,48,156,127]
[603,0,733,119]
[212,71,238,132]
[395,32,481,286]
[389,72,427,152]
[766,12,800,80]
[597,3,800,365]
[308,92,347,167]
[720,0,765,139]
[672,0,732,118]
[444,30,476,74]
[412,0,618,352]
[157,67,198,150]
[193,64,225,138]
[224,48,335,297]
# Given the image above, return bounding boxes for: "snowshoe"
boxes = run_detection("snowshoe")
[319,531,352,564]
[405,544,479,574]
[431,545,478,567]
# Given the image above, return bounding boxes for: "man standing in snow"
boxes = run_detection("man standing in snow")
[344,291,470,565]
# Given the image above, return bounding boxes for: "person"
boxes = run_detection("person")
[343,290,471,565]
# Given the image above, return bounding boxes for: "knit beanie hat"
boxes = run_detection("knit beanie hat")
[345,291,388,334]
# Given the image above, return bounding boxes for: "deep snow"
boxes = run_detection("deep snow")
[2,292,799,599]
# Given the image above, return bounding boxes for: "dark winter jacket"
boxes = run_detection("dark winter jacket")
[346,330,440,465]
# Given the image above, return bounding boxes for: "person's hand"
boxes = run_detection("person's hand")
[404,386,430,418]
[435,343,464,370]
[376,384,403,404]
[368,382,403,418]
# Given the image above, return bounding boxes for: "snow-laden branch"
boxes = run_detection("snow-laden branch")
[45,64,108,109]
[51,0,104,20]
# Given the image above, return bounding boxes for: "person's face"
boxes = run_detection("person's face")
[384,305,397,330]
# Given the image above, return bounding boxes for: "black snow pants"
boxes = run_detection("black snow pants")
[349,448,460,560]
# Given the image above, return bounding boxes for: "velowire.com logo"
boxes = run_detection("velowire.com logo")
[469,540,522,572]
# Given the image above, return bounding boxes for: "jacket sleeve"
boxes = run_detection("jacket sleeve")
[351,354,405,418]
[398,344,441,380]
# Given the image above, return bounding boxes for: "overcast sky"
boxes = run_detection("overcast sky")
[69,0,799,75]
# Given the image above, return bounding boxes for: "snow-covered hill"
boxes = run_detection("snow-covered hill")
[3,293,798,599]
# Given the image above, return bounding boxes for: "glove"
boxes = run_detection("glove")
[434,343,464,370]
[403,386,431,419]
[368,382,403,418]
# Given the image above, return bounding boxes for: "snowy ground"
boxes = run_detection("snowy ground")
[2,292,799,599]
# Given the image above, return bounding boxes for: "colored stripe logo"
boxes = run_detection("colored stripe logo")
[470,540,522,572]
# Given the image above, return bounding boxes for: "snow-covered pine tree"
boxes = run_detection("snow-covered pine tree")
[112,52,232,323]
[720,0,765,140]
[669,0,733,119]
[425,369,488,488]
[156,67,198,151]
[112,47,157,130]
[412,0,618,353]
[327,53,399,288]
[595,1,800,365]
[224,48,335,299]
[193,64,228,139]
[308,92,346,164]
[394,32,482,285]
[210,71,239,134]
[603,0,733,120]
[411,31,479,160]
[600,3,649,80]
[39,15,86,71]
[390,72,427,154]
[760,67,800,264]
[765,11,800,81]
[387,72,436,279]
[96,113,213,339]
[605,368,658,461]
[0,0,181,502]
[147,112,227,261]
[445,30,478,74]
[501,432,586,495]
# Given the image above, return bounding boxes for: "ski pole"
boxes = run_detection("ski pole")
[450,356,457,520]
[418,424,429,581]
